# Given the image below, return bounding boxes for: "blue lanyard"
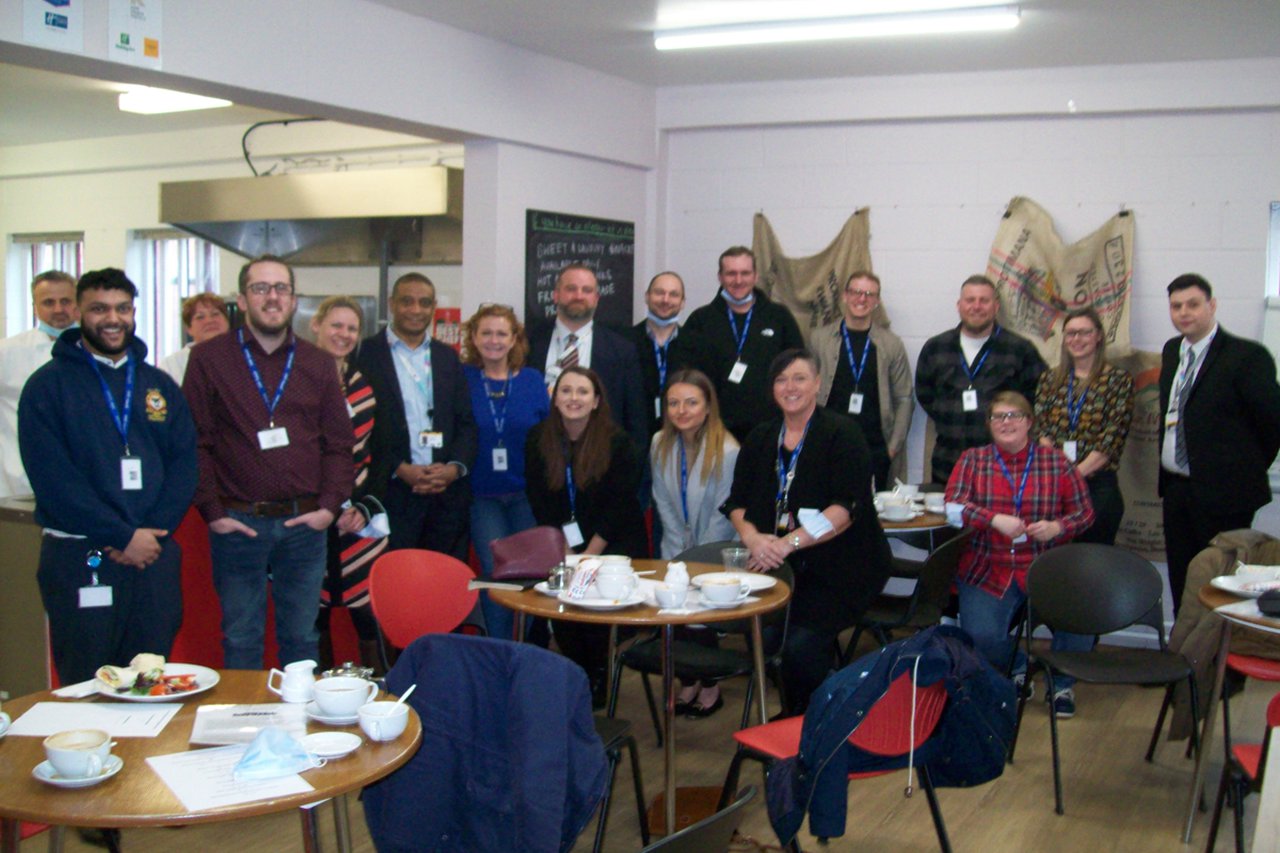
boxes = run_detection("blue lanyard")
[483,375,510,446]
[239,329,295,427]
[565,460,577,520]
[678,440,690,524]
[840,322,872,388]
[651,336,672,389]
[961,326,1001,387]
[727,306,753,361]
[83,348,134,454]
[775,417,812,509]
[1065,373,1087,433]
[994,445,1035,517]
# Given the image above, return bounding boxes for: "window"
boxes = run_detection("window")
[7,233,83,336]
[131,231,220,364]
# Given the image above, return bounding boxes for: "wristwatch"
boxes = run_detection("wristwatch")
[790,533,802,549]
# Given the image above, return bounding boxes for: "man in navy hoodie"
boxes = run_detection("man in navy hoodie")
[19,268,197,685]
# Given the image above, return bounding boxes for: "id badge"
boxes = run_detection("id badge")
[728,361,748,384]
[1011,534,1028,545]
[775,510,792,534]
[1164,412,1179,429]
[492,447,509,471]
[563,520,585,548]
[655,397,663,420]
[1063,440,1078,462]
[962,389,979,412]
[120,457,142,491]
[425,431,444,449]
[848,392,864,415]
[258,426,290,450]
[79,583,113,608]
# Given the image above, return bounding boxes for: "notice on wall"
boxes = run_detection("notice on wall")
[525,210,634,329]
[109,0,162,69]
[23,0,85,53]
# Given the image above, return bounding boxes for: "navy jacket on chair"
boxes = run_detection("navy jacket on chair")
[363,634,608,853]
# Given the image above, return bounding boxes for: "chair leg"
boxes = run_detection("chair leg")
[1044,665,1065,815]
[606,658,624,719]
[719,748,749,810]
[1205,762,1231,853]
[624,735,650,846]
[919,765,953,853]
[1188,676,1203,764]
[639,672,664,747]
[840,626,865,667]
[1146,685,1175,762]
[591,748,620,853]
[1008,672,1031,765]
[740,677,756,732]
[1231,776,1248,853]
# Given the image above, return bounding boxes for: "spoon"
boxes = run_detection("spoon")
[370,683,416,716]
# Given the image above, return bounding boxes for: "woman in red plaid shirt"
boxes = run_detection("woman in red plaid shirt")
[946,390,1095,717]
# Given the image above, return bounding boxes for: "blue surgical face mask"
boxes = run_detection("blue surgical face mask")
[720,288,754,307]
[233,727,324,781]
[645,310,679,328]
[37,320,76,339]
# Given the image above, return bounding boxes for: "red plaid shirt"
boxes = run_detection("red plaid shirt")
[945,442,1094,597]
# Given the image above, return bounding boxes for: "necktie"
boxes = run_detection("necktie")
[559,333,579,370]
[1174,347,1198,469]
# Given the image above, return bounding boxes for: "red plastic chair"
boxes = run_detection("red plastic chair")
[1206,689,1280,852]
[1221,654,1280,762]
[719,672,952,852]
[368,550,479,666]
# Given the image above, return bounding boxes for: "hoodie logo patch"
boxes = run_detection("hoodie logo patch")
[145,389,168,422]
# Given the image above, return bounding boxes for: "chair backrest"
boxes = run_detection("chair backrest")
[489,525,567,580]
[369,549,478,648]
[1027,544,1166,641]
[673,539,741,567]
[915,528,973,619]
[638,785,757,853]
[848,671,948,756]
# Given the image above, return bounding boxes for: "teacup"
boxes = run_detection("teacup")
[598,555,632,568]
[44,729,112,779]
[720,547,750,572]
[312,675,378,718]
[894,484,921,500]
[924,494,946,513]
[267,659,317,703]
[880,505,915,522]
[876,490,909,507]
[596,571,638,601]
[654,584,687,608]
[701,577,750,604]
[358,701,410,742]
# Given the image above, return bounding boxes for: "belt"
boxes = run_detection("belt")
[221,496,320,518]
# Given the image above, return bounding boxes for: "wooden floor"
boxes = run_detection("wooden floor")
[29,643,1274,853]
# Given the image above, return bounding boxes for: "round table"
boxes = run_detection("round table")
[0,670,420,852]
[489,559,791,836]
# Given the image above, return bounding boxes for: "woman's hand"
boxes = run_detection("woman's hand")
[1026,520,1063,542]
[743,531,783,570]
[991,513,1027,540]
[336,506,365,534]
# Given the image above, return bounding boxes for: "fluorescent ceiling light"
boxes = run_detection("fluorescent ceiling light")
[118,85,232,115]
[654,4,1020,50]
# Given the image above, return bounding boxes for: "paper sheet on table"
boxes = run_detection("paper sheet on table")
[7,702,181,737]
[1215,599,1280,629]
[147,744,315,811]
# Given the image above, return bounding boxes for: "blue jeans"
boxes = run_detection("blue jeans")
[210,510,327,669]
[957,582,1093,691]
[470,492,538,641]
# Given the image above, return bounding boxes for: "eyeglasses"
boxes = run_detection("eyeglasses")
[245,282,293,297]
[1063,329,1097,339]
[989,412,1029,423]
[847,289,880,300]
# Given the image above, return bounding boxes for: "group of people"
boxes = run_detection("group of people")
[5,245,1280,724]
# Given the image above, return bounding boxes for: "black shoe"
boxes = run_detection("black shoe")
[674,699,694,715]
[685,695,724,719]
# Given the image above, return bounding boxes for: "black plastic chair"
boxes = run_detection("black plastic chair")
[608,541,792,745]
[840,528,971,663]
[591,715,649,853]
[1011,543,1201,814]
[638,785,756,853]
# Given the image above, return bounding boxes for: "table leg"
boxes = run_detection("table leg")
[607,625,619,713]
[662,623,676,836]
[299,804,322,853]
[1184,616,1230,843]
[46,825,65,853]
[332,793,352,853]
[1,818,18,853]
[751,615,769,725]
[515,611,526,644]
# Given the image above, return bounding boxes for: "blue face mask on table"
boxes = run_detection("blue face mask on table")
[233,727,324,780]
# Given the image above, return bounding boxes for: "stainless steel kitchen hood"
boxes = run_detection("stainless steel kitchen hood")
[160,166,462,265]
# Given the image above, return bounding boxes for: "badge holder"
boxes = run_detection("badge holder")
[78,550,113,609]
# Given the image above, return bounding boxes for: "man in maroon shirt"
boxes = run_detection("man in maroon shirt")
[184,255,353,668]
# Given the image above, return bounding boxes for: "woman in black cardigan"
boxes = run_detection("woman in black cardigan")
[724,349,892,714]
[525,366,647,702]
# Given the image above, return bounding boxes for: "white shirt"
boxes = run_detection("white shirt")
[1161,324,1219,475]
[158,342,194,384]
[543,318,594,389]
[959,332,990,369]
[0,327,58,498]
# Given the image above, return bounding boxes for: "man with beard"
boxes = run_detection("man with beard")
[915,274,1046,484]
[0,270,80,498]
[18,268,196,685]
[627,270,687,437]
[184,255,352,668]
[529,263,648,451]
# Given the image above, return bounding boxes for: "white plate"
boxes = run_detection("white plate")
[94,663,220,702]
[305,701,359,726]
[533,581,564,597]
[557,590,646,610]
[33,755,124,789]
[302,731,362,759]
[691,572,778,592]
[1235,562,1280,580]
[1211,575,1280,599]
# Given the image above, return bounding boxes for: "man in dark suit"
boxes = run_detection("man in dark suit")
[627,270,686,437]
[528,263,648,451]
[357,273,477,560]
[1159,273,1280,613]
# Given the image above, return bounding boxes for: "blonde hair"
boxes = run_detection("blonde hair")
[1049,306,1106,390]
[312,295,365,332]
[460,304,528,370]
[655,369,731,482]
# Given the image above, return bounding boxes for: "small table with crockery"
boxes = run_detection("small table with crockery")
[488,559,791,837]
[0,669,420,853]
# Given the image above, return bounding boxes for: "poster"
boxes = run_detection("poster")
[109,0,162,69]
[23,0,84,52]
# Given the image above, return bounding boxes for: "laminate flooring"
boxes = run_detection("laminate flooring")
[28,643,1271,853]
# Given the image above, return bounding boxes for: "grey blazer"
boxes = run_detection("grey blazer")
[649,433,740,559]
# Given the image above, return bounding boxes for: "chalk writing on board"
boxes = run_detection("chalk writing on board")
[525,209,635,329]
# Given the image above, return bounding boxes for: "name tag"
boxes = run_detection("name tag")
[492,447,508,472]
[563,521,585,548]
[1011,534,1028,545]
[79,583,113,608]
[258,426,290,450]
[419,430,444,449]
[655,397,663,420]
[121,457,142,491]
[848,392,864,415]
[1063,440,1078,462]
[728,361,748,384]
[962,389,979,412]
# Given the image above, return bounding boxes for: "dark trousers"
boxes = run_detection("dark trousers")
[1162,475,1256,614]
[37,534,183,685]
[384,478,470,562]
[1077,470,1124,546]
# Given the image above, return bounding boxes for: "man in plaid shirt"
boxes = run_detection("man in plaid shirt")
[916,275,1046,484]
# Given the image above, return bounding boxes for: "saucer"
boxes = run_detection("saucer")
[700,596,751,610]
[33,755,124,789]
[305,701,360,726]
[533,581,564,597]
[557,589,646,610]
[302,731,362,759]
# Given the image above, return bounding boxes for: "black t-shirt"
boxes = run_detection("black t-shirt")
[826,327,886,451]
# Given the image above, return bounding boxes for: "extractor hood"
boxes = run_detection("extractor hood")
[160,166,462,265]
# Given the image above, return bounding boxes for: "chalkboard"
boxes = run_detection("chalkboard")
[525,209,635,330]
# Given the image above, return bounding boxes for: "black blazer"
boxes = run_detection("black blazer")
[528,321,649,453]
[355,332,477,503]
[1158,327,1280,515]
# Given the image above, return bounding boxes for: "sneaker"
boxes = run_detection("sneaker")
[1053,688,1076,719]
[1013,672,1035,702]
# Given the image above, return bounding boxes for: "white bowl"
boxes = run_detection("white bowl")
[879,506,915,522]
